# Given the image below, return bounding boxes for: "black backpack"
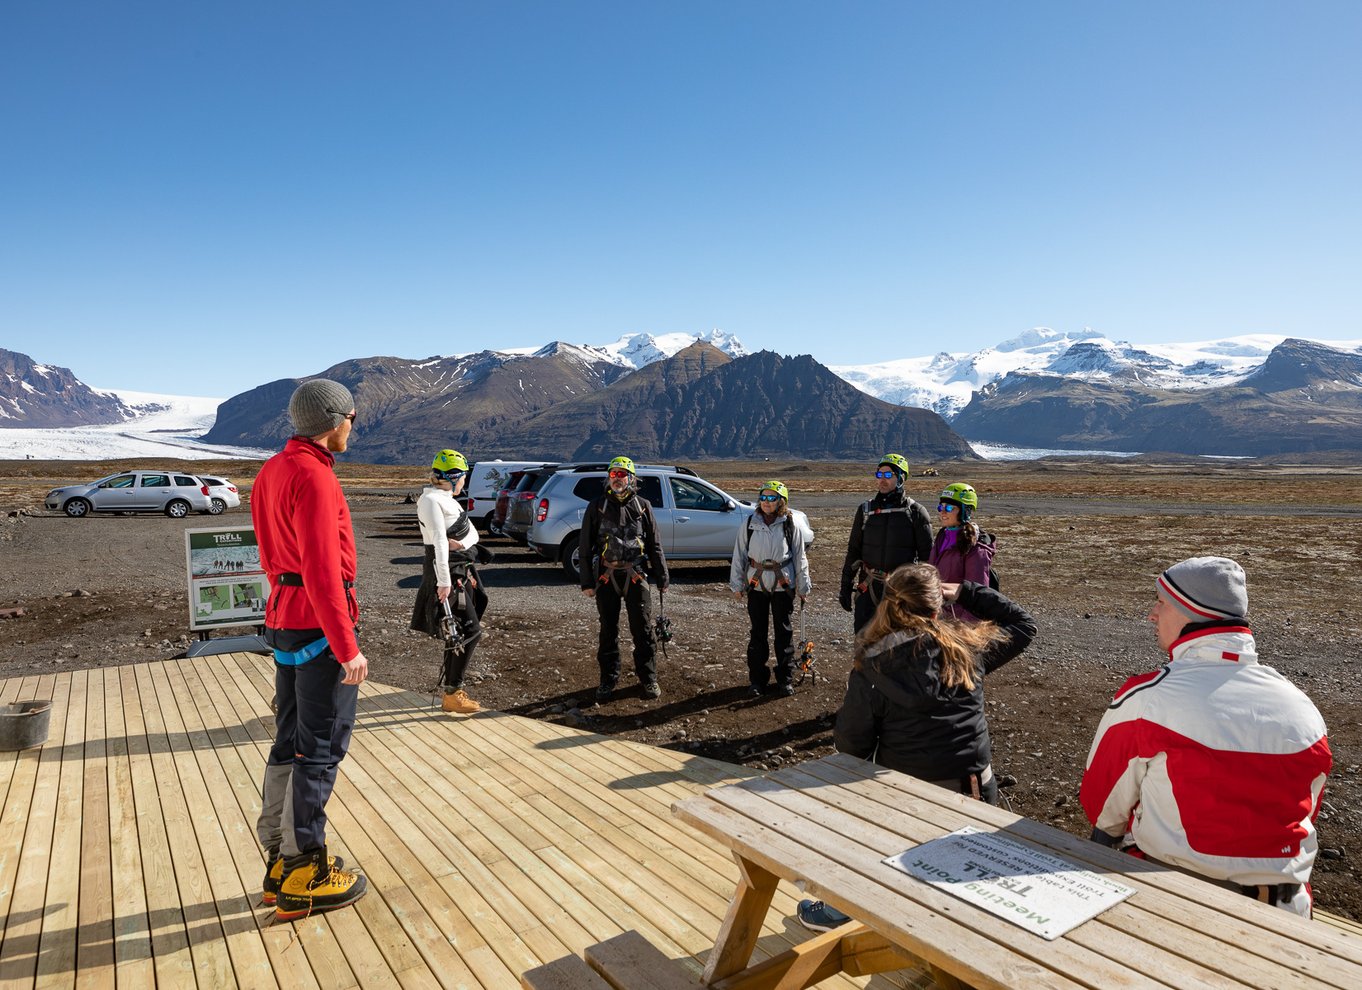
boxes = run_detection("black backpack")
[977,530,1000,591]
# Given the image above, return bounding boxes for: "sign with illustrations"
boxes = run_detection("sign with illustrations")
[184,525,270,631]
[884,826,1136,940]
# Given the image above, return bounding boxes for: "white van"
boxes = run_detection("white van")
[464,460,547,530]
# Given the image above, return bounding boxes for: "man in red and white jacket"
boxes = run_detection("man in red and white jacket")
[1080,556,1331,917]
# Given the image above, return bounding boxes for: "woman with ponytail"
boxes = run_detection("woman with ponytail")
[797,563,1036,931]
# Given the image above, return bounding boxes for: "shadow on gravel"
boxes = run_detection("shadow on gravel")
[481,564,563,589]
[677,714,834,761]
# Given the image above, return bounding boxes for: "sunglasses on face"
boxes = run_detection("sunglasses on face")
[937,503,959,513]
[758,493,782,502]
[608,470,629,479]
[329,409,358,424]
[874,469,897,479]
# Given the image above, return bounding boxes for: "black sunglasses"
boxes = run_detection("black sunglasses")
[329,409,357,424]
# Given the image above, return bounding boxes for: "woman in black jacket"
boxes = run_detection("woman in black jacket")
[835,562,1035,799]
[798,562,1036,932]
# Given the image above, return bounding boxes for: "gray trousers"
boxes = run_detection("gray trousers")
[256,764,299,858]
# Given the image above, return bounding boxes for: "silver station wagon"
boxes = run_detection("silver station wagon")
[46,470,215,518]
[526,463,813,581]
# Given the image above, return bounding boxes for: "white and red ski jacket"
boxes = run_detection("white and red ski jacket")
[1081,626,1331,892]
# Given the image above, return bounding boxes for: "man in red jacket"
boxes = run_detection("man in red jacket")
[253,378,370,921]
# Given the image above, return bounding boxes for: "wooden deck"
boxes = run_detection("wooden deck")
[0,654,935,989]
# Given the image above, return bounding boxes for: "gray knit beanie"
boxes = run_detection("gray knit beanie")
[1156,556,1248,622]
[288,379,355,436]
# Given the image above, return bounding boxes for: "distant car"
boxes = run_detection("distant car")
[502,465,564,544]
[464,460,546,530]
[527,463,813,580]
[196,475,241,515]
[490,469,531,537]
[45,470,214,518]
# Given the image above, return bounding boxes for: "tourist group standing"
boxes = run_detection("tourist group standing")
[251,382,1331,928]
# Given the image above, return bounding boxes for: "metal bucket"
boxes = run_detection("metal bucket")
[0,700,53,750]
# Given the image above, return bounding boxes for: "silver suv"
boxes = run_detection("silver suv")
[527,463,813,580]
[45,470,215,518]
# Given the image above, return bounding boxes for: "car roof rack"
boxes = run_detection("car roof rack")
[560,462,700,476]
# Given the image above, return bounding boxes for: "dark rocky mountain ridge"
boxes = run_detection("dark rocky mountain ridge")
[0,348,131,428]
[952,338,1362,456]
[207,342,977,463]
[487,345,978,461]
[202,346,633,463]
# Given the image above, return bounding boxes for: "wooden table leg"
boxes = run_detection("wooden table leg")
[703,855,779,985]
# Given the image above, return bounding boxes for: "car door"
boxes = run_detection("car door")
[635,474,672,552]
[90,473,138,511]
[667,477,735,556]
[139,472,174,511]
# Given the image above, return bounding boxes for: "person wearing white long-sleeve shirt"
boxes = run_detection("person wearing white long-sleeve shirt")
[730,480,812,698]
[410,449,484,714]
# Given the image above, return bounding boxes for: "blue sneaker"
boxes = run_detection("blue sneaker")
[796,899,850,932]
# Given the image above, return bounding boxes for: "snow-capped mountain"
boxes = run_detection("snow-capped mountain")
[499,330,747,370]
[831,328,1362,420]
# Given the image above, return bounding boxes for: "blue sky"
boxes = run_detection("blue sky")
[2,1,1359,396]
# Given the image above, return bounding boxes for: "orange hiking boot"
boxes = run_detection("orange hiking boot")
[442,689,482,714]
[262,848,346,907]
[275,848,367,921]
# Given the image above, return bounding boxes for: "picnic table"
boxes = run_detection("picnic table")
[672,753,1362,990]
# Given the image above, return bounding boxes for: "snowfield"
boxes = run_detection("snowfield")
[0,389,273,461]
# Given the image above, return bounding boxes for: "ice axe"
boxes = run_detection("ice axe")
[793,598,818,687]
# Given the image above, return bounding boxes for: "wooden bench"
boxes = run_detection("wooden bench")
[523,931,703,990]
[673,753,1362,990]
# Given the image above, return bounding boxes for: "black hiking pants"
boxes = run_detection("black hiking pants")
[746,589,795,689]
[264,630,358,855]
[595,575,656,686]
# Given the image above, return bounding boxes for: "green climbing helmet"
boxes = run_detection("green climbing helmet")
[878,453,910,479]
[759,480,789,501]
[431,449,469,479]
[939,482,978,511]
[608,456,636,476]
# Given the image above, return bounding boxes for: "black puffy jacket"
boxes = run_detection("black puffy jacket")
[833,583,1036,781]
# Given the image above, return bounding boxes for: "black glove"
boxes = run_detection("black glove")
[838,589,853,612]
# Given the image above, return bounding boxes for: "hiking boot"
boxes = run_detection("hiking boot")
[747,684,766,699]
[442,689,481,715]
[773,682,795,698]
[262,849,346,906]
[796,899,851,932]
[595,681,616,702]
[641,680,662,699]
[275,848,367,921]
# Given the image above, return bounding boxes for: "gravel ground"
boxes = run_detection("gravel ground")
[1,467,1359,919]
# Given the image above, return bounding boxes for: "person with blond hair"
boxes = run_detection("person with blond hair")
[798,563,1035,931]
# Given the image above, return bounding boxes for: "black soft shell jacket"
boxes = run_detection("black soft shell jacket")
[839,491,933,597]
[833,583,1037,781]
[578,492,669,590]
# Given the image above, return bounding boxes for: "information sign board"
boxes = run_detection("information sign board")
[883,826,1135,940]
[184,525,270,631]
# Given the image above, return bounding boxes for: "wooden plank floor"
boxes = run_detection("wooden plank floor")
[0,654,936,990]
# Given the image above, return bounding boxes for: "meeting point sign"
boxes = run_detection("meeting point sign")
[184,526,270,632]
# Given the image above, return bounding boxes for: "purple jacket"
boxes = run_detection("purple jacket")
[929,528,995,622]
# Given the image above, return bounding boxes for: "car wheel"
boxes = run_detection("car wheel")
[560,533,581,581]
[63,497,91,518]
[208,498,226,515]
[166,499,191,518]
